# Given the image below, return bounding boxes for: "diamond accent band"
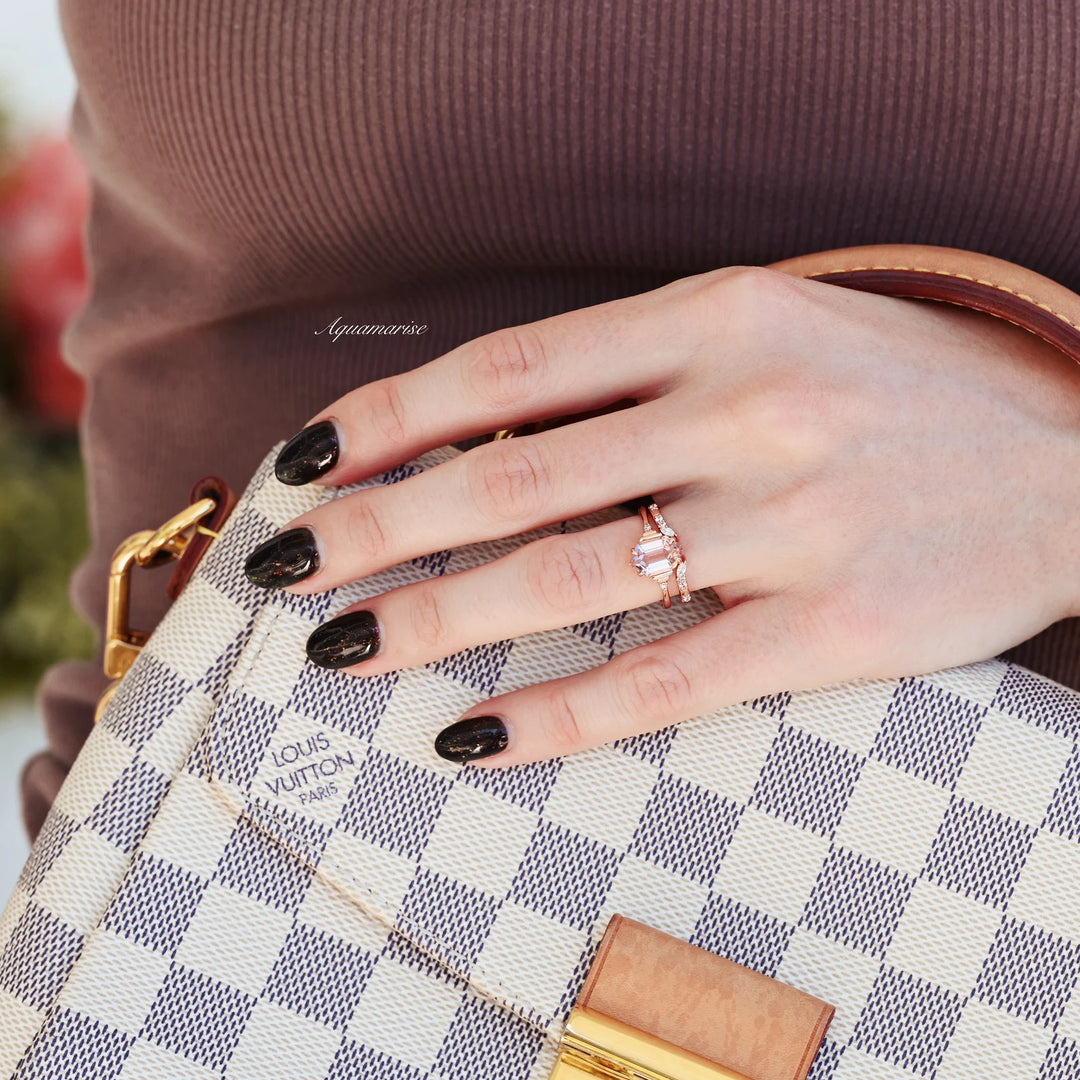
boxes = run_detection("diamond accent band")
[630,502,691,608]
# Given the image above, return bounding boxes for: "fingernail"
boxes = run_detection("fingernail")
[275,419,340,485]
[434,715,509,762]
[244,526,320,588]
[306,610,381,669]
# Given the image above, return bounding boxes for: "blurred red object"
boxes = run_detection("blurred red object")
[0,134,89,429]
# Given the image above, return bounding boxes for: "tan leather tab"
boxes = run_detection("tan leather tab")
[766,242,1080,366]
[578,916,833,1080]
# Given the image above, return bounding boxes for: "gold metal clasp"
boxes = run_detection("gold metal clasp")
[95,496,219,722]
[137,497,220,567]
[103,529,158,683]
[551,1008,751,1080]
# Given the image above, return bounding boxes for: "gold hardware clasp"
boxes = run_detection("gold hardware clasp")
[103,529,157,683]
[136,497,219,566]
[95,496,219,722]
[551,1008,751,1080]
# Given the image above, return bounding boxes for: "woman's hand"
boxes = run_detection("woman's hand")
[242,265,1080,765]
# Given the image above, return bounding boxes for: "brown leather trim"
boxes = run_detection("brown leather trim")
[766,243,1080,365]
[579,915,834,1080]
[165,475,238,600]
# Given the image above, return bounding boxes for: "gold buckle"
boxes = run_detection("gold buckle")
[551,1008,751,1080]
[95,496,219,722]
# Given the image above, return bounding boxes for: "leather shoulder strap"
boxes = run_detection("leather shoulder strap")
[766,243,1080,366]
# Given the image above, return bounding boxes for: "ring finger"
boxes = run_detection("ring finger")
[302,500,785,674]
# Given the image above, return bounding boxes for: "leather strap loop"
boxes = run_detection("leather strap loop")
[766,243,1080,365]
[165,474,238,600]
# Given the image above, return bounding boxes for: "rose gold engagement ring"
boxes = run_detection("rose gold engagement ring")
[630,502,691,609]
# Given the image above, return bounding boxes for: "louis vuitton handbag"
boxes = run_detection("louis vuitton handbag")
[2,244,1080,1080]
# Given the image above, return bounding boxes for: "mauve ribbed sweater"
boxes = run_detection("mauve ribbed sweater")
[23,0,1080,838]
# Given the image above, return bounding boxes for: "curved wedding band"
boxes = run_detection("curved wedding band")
[630,502,691,608]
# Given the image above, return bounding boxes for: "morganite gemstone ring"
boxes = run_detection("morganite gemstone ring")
[631,502,691,608]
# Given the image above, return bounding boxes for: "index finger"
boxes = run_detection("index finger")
[272,267,735,486]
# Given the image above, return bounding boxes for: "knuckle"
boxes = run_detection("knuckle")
[526,536,606,612]
[464,325,550,409]
[800,585,886,664]
[345,498,389,563]
[618,653,695,721]
[744,370,841,461]
[761,478,834,556]
[735,264,810,309]
[695,264,807,321]
[543,691,586,755]
[468,439,553,523]
[368,378,409,447]
[409,584,446,649]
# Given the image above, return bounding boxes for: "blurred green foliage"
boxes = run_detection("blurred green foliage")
[0,108,95,698]
[0,406,95,698]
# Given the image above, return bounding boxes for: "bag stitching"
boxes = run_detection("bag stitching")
[203,597,561,1041]
[813,263,1080,335]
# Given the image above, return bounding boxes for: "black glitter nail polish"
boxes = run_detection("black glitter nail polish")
[306,610,381,669]
[244,527,320,588]
[434,715,509,762]
[275,419,340,485]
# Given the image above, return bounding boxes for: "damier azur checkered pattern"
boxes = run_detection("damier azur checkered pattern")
[2,441,1080,1080]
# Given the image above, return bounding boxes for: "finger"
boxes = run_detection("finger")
[272,268,730,487]
[432,593,841,766]
[303,502,781,674]
[251,399,722,594]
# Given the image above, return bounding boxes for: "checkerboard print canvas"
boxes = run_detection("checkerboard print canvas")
[2,442,1080,1080]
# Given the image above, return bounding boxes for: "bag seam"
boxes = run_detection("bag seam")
[204,604,561,1042]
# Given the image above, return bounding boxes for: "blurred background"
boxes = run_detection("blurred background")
[0,3,93,896]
